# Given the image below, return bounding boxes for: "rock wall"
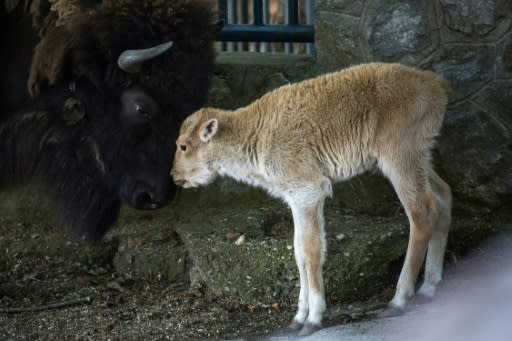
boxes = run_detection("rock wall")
[207,0,512,216]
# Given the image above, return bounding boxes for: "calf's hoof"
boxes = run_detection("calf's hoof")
[411,293,435,306]
[298,323,322,337]
[269,323,302,337]
[377,305,405,318]
[287,320,303,331]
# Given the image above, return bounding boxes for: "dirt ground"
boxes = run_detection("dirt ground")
[0,213,377,341]
[0,221,297,341]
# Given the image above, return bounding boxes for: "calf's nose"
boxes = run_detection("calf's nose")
[170,168,184,186]
[174,178,186,187]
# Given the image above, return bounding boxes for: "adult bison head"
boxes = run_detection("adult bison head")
[0,0,221,239]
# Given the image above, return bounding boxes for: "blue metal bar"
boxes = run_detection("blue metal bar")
[253,0,263,25]
[241,0,249,50]
[218,0,228,50]
[260,0,270,52]
[241,0,248,23]
[218,0,228,23]
[232,0,238,23]
[283,1,292,53]
[287,0,298,25]
[305,0,315,54]
[231,0,238,51]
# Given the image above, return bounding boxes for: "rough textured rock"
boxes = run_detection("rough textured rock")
[172,200,500,305]
[438,85,512,208]
[497,34,512,78]
[367,1,431,62]
[440,0,497,35]
[315,11,362,69]
[110,208,187,281]
[430,45,495,102]
[209,53,315,109]
[315,0,366,16]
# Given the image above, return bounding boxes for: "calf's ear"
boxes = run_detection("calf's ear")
[200,118,218,143]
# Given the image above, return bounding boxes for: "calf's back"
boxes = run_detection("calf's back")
[230,62,451,182]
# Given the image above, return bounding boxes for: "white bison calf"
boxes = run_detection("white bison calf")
[172,62,452,335]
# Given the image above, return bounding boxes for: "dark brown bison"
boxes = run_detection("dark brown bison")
[0,0,221,239]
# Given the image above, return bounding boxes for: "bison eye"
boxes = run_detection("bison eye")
[179,144,187,152]
[135,104,150,119]
[121,87,159,125]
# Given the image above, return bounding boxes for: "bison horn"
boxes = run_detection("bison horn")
[117,41,174,73]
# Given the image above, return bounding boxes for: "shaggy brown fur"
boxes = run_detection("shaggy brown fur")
[27,0,219,95]
[1,0,219,239]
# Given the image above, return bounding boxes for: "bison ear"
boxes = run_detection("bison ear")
[200,118,218,143]
[28,24,107,97]
[5,0,22,12]
[28,26,73,97]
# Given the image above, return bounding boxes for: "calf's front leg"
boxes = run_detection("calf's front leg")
[288,195,328,336]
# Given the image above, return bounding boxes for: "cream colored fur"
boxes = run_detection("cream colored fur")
[172,62,452,335]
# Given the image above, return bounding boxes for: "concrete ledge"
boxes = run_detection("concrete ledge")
[216,51,315,67]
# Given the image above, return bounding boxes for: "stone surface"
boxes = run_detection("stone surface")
[366,1,431,62]
[438,0,512,44]
[329,173,400,216]
[210,52,315,109]
[438,85,512,207]
[430,45,495,102]
[440,0,497,35]
[110,207,187,281]
[172,198,499,304]
[207,76,234,109]
[315,0,366,16]
[174,204,410,305]
[496,33,512,79]
[315,11,363,69]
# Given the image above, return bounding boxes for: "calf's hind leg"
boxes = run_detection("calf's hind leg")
[380,154,439,312]
[418,170,452,298]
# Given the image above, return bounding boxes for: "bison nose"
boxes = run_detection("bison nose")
[121,176,174,210]
[129,182,168,210]
[133,189,160,210]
